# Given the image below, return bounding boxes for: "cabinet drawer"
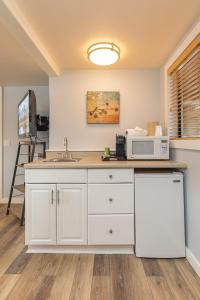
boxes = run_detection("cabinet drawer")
[25,169,87,183]
[88,169,134,183]
[88,215,134,245]
[88,184,134,214]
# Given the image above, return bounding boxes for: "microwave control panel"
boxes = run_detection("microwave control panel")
[160,140,168,154]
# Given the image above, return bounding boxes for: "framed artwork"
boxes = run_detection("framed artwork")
[87,91,120,124]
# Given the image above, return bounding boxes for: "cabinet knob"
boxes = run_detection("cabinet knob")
[109,198,113,202]
[109,229,113,234]
[109,174,113,179]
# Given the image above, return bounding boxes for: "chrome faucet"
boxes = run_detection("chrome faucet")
[64,137,70,158]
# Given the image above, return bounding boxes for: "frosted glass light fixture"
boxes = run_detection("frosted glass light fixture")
[87,42,120,66]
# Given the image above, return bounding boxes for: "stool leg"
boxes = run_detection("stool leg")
[20,198,25,226]
[7,143,21,215]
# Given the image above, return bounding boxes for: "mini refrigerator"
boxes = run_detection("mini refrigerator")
[135,171,185,258]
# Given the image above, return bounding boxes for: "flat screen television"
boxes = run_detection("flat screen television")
[18,90,37,139]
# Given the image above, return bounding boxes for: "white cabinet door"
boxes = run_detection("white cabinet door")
[25,184,56,245]
[57,184,87,245]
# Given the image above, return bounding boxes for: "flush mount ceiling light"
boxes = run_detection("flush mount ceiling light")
[87,42,120,66]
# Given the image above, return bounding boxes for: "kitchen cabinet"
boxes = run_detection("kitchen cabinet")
[25,166,185,255]
[25,184,57,245]
[25,168,135,252]
[25,183,87,246]
[88,214,134,245]
[88,183,134,214]
[88,168,133,183]
[88,169,134,246]
[57,184,87,245]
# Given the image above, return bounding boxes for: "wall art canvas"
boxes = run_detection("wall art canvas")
[87,91,120,124]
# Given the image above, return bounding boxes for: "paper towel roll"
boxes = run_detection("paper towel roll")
[155,125,163,136]
[126,127,147,136]
[125,129,135,135]
[147,121,159,136]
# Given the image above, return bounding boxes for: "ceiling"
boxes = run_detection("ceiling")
[0,22,48,86]
[12,0,200,69]
[0,0,200,85]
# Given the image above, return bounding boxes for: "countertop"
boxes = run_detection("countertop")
[24,154,187,169]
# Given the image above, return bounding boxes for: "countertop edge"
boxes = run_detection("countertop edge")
[24,160,187,170]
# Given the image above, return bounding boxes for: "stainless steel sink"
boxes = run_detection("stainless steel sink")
[43,158,81,163]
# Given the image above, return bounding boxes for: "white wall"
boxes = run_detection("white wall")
[3,86,49,198]
[49,70,160,150]
[171,149,200,263]
[161,17,200,274]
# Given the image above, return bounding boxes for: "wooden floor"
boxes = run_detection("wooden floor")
[0,204,200,300]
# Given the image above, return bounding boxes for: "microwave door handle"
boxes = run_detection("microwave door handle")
[132,141,134,157]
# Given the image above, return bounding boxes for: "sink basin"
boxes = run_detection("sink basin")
[44,158,81,163]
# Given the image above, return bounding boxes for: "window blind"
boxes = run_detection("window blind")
[169,45,200,139]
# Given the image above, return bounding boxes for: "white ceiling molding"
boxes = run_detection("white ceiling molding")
[0,0,60,76]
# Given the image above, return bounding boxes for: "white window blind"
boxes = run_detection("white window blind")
[169,45,200,139]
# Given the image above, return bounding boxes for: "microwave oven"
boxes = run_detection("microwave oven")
[126,136,169,160]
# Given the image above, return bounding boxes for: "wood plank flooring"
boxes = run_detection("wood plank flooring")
[0,204,200,300]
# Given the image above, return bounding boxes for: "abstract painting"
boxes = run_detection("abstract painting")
[87,91,120,124]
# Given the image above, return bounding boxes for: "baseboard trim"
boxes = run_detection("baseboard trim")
[0,197,23,204]
[27,245,134,254]
[186,247,200,277]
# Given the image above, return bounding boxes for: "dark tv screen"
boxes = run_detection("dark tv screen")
[18,90,37,138]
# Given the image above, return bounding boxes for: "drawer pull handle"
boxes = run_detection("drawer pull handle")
[51,190,53,204]
[109,198,113,202]
[57,190,60,204]
[173,179,181,183]
[109,174,113,179]
[109,229,113,234]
